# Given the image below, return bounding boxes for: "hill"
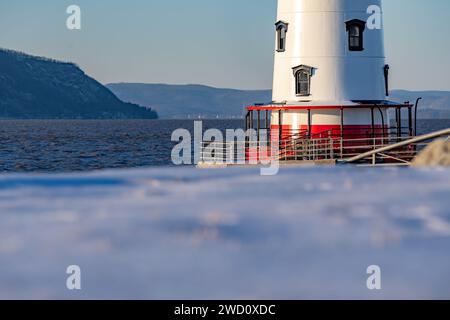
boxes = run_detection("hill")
[0,49,158,119]
[106,83,271,119]
[107,83,450,119]
[390,90,450,119]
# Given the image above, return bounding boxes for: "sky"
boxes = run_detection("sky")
[0,0,449,91]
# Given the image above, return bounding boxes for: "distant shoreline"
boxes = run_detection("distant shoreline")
[0,118,245,121]
[0,118,449,121]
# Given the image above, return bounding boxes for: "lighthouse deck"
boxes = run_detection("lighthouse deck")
[199,126,450,168]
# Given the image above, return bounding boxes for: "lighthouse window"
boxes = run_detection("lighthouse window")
[349,26,360,47]
[293,65,313,96]
[275,21,288,52]
[297,71,309,96]
[346,19,366,51]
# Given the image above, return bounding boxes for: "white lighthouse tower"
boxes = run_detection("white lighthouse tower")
[246,0,414,152]
[273,0,386,104]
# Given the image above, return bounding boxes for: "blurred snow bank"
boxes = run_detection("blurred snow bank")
[0,166,450,299]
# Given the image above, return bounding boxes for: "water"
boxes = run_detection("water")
[0,119,243,172]
[0,119,448,173]
[415,119,450,135]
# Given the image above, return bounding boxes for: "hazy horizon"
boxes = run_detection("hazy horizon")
[1,0,450,91]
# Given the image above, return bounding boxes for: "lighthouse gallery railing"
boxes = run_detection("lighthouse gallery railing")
[200,127,450,166]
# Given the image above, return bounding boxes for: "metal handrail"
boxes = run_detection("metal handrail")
[342,128,450,163]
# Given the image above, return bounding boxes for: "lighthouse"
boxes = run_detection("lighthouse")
[273,0,386,104]
[246,0,414,160]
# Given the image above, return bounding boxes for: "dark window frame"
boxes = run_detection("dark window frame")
[293,65,313,97]
[275,21,289,52]
[345,19,366,52]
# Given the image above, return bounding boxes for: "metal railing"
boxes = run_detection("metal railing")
[341,128,450,165]
[199,128,450,166]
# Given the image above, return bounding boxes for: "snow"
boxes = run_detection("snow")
[0,166,450,299]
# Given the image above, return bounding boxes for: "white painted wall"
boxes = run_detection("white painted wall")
[272,0,386,104]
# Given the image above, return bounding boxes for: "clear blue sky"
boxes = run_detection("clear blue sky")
[1,0,449,91]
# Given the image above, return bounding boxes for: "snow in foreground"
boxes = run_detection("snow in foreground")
[0,166,450,299]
